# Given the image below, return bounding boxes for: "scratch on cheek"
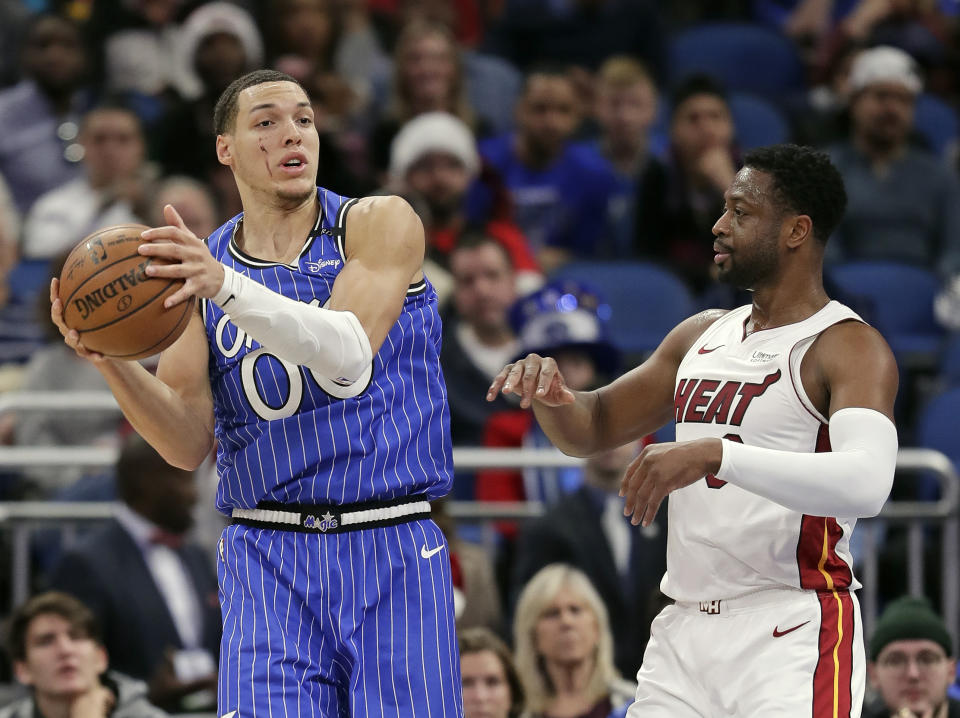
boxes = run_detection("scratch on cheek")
[259,139,272,177]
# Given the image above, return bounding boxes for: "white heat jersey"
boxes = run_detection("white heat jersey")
[662,300,865,602]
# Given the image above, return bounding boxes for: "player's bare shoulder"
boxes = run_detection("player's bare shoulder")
[345,196,424,257]
[665,308,731,359]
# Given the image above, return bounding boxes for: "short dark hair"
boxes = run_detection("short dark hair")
[521,62,573,96]
[7,592,101,663]
[213,69,305,135]
[458,627,525,718]
[670,73,728,118]
[743,143,847,244]
[450,230,514,269]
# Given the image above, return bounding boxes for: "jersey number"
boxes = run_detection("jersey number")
[705,433,742,489]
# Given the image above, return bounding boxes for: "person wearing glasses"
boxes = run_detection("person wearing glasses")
[864,596,960,718]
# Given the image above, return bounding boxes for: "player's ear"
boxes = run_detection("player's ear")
[785,214,812,249]
[216,135,233,166]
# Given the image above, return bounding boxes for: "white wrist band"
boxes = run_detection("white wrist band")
[716,407,897,518]
[212,265,372,383]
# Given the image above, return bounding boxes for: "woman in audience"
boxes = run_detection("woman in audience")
[460,627,525,718]
[369,19,487,176]
[513,564,635,718]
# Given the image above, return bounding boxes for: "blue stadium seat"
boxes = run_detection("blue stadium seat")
[550,261,696,356]
[916,387,960,473]
[940,334,960,386]
[8,258,53,303]
[668,23,804,97]
[914,92,958,157]
[826,262,944,361]
[729,92,791,149]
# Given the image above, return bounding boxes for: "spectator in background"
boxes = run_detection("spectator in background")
[96,0,189,99]
[459,627,525,718]
[371,0,522,135]
[634,74,740,295]
[863,596,960,718]
[513,564,635,718]
[484,0,665,82]
[155,1,262,217]
[512,440,667,679]
[20,103,153,260]
[0,13,90,216]
[826,46,960,279]
[369,19,488,177]
[389,111,541,305]
[478,66,621,273]
[148,176,218,239]
[0,591,167,718]
[49,435,219,714]
[441,234,521,447]
[478,279,621,507]
[591,57,660,257]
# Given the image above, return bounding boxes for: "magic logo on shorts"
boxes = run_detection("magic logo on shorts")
[303,512,338,532]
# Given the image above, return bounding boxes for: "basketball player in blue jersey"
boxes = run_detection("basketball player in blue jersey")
[50,69,462,717]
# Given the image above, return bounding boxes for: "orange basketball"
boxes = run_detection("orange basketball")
[58,224,194,360]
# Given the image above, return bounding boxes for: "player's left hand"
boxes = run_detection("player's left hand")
[620,438,723,527]
[138,204,225,307]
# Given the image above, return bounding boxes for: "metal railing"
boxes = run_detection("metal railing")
[0,392,956,642]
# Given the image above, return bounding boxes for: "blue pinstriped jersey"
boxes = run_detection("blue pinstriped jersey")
[202,187,452,512]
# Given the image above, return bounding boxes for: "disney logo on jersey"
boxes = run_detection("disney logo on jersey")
[303,258,342,273]
[304,512,339,532]
[674,370,781,426]
[750,350,780,363]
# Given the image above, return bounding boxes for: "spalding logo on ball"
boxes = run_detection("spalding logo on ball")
[58,224,195,360]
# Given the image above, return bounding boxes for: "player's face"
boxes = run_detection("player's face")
[711,167,783,291]
[15,614,107,699]
[450,243,516,332]
[534,585,600,666]
[461,650,512,718]
[870,639,956,716]
[517,75,580,160]
[221,81,320,205]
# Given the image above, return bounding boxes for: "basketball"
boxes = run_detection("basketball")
[58,224,194,360]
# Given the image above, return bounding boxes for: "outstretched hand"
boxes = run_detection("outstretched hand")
[487,354,576,409]
[619,438,723,526]
[138,204,224,307]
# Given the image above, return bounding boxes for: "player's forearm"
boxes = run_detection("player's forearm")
[532,390,603,457]
[214,266,372,383]
[716,408,897,517]
[95,360,214,469]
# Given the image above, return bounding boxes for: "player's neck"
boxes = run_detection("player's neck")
[748,277,829,335]
[237,193,318,264]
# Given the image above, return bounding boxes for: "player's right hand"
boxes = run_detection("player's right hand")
[49,277,106,363]
[487,353,576,409]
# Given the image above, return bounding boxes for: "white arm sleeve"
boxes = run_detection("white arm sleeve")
[212,265,372,383]
[715,407,897,518]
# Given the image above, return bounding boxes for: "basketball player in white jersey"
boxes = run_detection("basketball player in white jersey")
[489,144,898,717]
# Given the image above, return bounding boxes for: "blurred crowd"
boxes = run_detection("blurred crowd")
[0,0,959,715]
